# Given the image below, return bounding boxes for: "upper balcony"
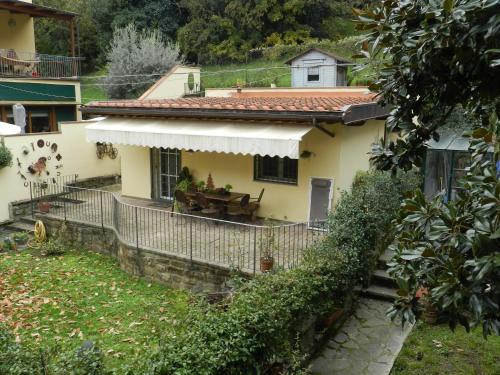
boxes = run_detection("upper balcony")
[0,48,83,79]
[0,0,82,80]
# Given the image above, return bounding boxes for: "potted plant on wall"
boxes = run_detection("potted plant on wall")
[0,138,13,170]
[259,221,276,272]
[13,232,29,246]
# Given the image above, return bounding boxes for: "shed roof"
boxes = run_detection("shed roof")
[285,48,352,65]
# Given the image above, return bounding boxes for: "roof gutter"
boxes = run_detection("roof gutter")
[342,102,391,125]
[80,107,345,123]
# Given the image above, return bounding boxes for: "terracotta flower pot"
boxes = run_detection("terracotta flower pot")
[324,308,343,328]
[423,305,439,324]
[260,257,274,272]
[38,201,50,213]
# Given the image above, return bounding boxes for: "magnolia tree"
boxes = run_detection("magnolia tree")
[356,0,499,336]
[104,24,181,99]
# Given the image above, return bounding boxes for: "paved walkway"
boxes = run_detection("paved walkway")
[309,298,412,375]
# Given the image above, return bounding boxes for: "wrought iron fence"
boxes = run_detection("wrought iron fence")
[30,181,328,273]
[0,49,83,79]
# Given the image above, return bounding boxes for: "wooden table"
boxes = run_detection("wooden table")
[186,191,246,204]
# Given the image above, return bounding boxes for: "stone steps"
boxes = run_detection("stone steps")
[371,268,397,289]
[364,249,398,302]
[4,221,34,233]
[361,284,399,302]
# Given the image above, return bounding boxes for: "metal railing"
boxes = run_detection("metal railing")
[30,181,327,273]
[0,49,83,79]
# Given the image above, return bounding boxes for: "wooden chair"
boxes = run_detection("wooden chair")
[227,194,250,221]
[247,188,264,221]
[195,192,221,218]
[174,190,197,214]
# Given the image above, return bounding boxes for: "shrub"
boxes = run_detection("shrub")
[104,24,181,99]
[323,170,420,285]
[138,248,352,374]
[39,238,66,256]
[0,325,42,375]
[0,140,13,170]
[0,325,104,375]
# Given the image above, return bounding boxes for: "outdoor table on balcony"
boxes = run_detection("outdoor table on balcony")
[185,191,246,204]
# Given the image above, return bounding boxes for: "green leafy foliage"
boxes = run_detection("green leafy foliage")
[103,24,181,99]
[387,127,500,337]
[357,0,500,336]
[0,326,105,375]
[0,140,13,170]
[38,238,66,256]
[138,249,351,374]
[323,170,420,285]
[177,0,360,63]
[356,0,500,172]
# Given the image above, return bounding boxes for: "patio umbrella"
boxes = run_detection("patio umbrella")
[0,122,21,135]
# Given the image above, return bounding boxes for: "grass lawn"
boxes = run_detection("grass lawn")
[202,59,292,89]
[0,248,188,371]
[391,322,500,375]
[81,68,108,104]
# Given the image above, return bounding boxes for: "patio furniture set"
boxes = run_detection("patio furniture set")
[174,188,265,222]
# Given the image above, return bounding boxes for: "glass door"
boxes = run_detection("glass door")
[156,148,181,200]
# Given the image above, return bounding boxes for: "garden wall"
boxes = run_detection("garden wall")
[39,215,234,293]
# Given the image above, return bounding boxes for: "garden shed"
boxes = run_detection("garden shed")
[285,48,351,88]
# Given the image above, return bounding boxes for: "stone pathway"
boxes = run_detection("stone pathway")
[309,298,412,375]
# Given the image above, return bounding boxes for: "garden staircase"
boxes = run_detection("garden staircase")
[4,217,36,233]
[361,249,398,301]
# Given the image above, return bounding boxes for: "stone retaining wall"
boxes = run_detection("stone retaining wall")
[39,215,234,293]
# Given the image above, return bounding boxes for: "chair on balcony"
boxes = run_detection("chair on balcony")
[195,192,222,218]
[227,194,250,221]
[174,190,198,214]
[248,188,264,221]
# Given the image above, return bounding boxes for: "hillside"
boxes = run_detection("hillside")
[80,37,375,103]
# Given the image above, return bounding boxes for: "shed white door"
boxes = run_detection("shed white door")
[308,178,333,224]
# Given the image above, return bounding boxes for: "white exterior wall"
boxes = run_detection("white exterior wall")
[140,65,201,100]
[291,50,338,88]
[0,120,121,223]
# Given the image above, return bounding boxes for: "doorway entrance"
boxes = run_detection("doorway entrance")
[308,177,333,226]
[152,148,181,200]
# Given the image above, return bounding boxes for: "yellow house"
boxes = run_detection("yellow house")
[82,85,387,223]
[0,0,82,132]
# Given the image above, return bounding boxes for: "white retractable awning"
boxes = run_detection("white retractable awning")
[86,117,313,158]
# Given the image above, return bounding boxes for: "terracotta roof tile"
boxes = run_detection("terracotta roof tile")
[86,93,378,114]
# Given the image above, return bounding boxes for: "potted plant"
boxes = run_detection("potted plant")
[3,237,17,251]
[420,292,439,324]
[196,180,205,192]
[259,222,276,272]
[13,232,29,246]
[38,200,51,213]
[224,184,233,193]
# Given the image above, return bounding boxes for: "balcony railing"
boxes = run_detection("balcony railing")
[0,49,83,79]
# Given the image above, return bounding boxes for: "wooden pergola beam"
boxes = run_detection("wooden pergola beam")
[0,2,76,21]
